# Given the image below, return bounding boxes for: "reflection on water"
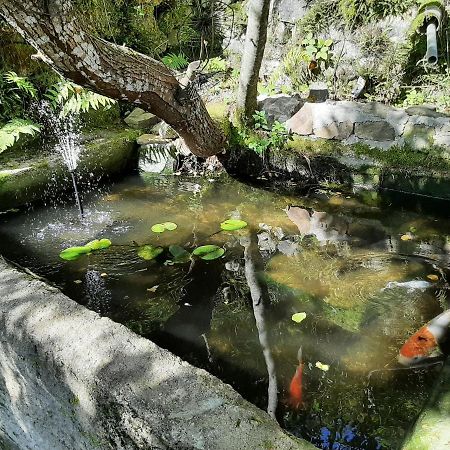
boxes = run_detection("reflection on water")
[1,173,450,449]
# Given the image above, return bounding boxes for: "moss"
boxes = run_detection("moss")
[287,136,450,174]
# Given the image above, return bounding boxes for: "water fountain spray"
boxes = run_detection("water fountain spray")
[37,102,85,219]
[55,120,84,219]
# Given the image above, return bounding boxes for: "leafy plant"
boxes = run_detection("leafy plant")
[252,111,269,130]
[4,71,37,98]
[204,57,227,72]
[44,80,116,116]
[137,245,164,261]
[0,119,41,152]
[161,52,189,70]
[300,33,333,67]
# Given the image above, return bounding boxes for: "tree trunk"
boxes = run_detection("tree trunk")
[0,0,225,158]
[236,0,271,123]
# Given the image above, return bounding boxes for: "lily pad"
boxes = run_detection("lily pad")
[151,222,178,233]
[220,219,248,231]
[137,245,164,260]
[291,312,307,323]
[59,246,92,261]
[169,245,191,263]
[193,245,225,260]
[85,238,112,250]
[315,361,330,372]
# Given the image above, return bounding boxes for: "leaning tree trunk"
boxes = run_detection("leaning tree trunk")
[236,0,271,123]
[0,0,225,157]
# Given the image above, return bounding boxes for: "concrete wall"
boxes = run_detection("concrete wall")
[0,258,314,450]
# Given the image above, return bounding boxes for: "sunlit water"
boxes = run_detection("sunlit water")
[1,172,450,450]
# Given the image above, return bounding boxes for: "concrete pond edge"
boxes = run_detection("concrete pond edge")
[0,257,315,450]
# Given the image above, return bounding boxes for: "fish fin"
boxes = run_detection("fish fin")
[297,346,303,363]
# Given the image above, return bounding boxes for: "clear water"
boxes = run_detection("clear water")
[1,173,450,450]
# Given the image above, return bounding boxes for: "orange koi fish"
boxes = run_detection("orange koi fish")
[399,309,450,366]
[289,347,304,408]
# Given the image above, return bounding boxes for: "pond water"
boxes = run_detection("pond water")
[1,172,450,450]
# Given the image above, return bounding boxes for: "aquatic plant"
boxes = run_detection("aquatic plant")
[193,244,225,260]
[220,219,247,231]
[59,239,112,261]
[151,222,178,233]
[137,245,164,261]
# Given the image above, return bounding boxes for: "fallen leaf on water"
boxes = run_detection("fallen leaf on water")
[147,285,159,292]
[427,274,439,281]
[315,361,330,372]
[401,233,413,241]
[291,312,307,323]
[74,279,82,284]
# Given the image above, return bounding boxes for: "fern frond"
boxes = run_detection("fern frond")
[0,119,41,153]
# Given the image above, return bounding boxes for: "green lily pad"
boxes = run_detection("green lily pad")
[137,245,164,260]
[193,245,225,260]
[169,245,191,263]
[291,312,307,323]
[85,238,112,250]
[151,223,166,233]
[151,222,178,233]
[220,219,248,231]
[59,246,91,261]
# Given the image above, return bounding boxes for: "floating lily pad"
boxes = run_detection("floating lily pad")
[169,245,191,263]
[85,238,112,250]
[137,245,164,260]
[59,246,91,261]
[291,312,307,323]
[220,219,248,231]
[193,245,225,260]
[151,222,178,233]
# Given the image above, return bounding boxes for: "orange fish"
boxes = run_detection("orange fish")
[289,347,304,408]
[399,309,450,366]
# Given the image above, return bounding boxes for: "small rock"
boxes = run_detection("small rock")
[124,107,160,129]
[257,93,304,124]
[405,106,447,118]
[307,82,329,103]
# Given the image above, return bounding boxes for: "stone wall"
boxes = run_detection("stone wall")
[0,258,313,450]
[259,95,450,150]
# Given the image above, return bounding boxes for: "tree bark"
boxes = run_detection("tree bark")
[236,0,271,122]
[0,0,225,157]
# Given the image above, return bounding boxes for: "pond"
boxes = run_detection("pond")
[1,172,450,450]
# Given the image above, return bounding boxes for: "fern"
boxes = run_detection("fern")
[44,80,116,116]
[161,52,189,70]
[0,119,41,153]
[4,71,37,98]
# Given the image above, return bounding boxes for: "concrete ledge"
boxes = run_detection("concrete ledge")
[0,258,312,450]
[402,360,450,450]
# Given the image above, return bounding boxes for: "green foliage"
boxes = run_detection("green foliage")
[161,52,189,70]
[44,80,116,116]
[0,119,41,153]
[193,244,225,260]
[151,222,178,233]
[137,245,164,261]
[4,71,37,98]
[220,219,247,231]
[235,111,293,155]
[301,34,333,65]
[204,57,227,72]
[59,238,112,261]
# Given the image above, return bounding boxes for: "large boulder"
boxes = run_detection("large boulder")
[257,93,304,124]
[124,107,160,129]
